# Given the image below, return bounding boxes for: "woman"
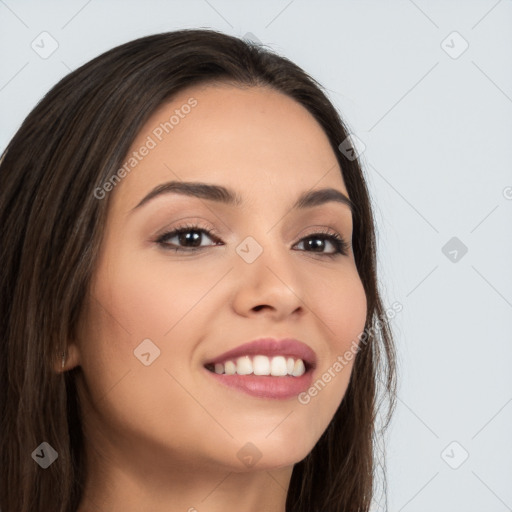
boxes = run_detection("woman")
[0,28,397,512]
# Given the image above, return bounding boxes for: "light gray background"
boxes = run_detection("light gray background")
[1,1,511,511]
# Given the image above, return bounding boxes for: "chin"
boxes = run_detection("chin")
[224,432,318,472]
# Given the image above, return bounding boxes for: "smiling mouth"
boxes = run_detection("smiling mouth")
[204,354,311,377]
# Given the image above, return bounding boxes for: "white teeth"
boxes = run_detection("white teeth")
[253,355,270,375]
[236,356,253,375]
[224,360,236,375]
[291,359,305,377]
[209,355,307,377]
[270,356,288,376]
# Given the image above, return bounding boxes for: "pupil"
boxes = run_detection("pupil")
[308,237,323,251]
[180,230,201,247]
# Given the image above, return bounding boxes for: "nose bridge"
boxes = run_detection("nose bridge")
[232,228,304,308]
[235,226,287,276]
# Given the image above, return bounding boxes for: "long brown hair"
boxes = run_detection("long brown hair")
[0,28,397,512]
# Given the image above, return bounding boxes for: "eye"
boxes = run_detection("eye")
[155,224,221,252]
[294,229,349,257]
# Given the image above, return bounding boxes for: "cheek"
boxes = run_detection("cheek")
[299,267,367,418]
[79,247,227,408]
[315,267,368,352]
[77,251,217,453]
[90,249,217,343]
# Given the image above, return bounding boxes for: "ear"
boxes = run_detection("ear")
[54,341,81,373]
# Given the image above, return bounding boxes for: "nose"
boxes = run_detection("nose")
[230,237,306,320]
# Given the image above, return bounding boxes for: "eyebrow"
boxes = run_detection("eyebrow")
[131,180,354,214]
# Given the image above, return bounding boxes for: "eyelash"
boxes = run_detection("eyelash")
[155,222,350,258]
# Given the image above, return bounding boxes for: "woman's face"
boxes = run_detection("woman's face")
[71,83,367,475]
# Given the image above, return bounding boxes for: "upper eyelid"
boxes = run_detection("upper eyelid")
[157,224,346,239]
[155,215,350,235]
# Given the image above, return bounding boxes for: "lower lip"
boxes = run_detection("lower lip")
[204,368,314,399]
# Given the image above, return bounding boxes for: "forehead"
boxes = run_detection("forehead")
[111,83,348,211]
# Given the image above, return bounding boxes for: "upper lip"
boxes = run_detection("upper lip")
[204,337,317,370]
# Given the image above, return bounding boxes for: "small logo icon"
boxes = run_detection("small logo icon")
[442,237,468,263]
[236,442,262,468]
[236,236,263,264]
[31,31,59,59]
[441,440,469,469]
[503,186,512,200]
[31,442,58,468]
[441,31,469,59]
[134,338,161,366]
[338,133,366,161]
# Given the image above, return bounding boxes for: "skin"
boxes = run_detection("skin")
[63,83,367,512]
